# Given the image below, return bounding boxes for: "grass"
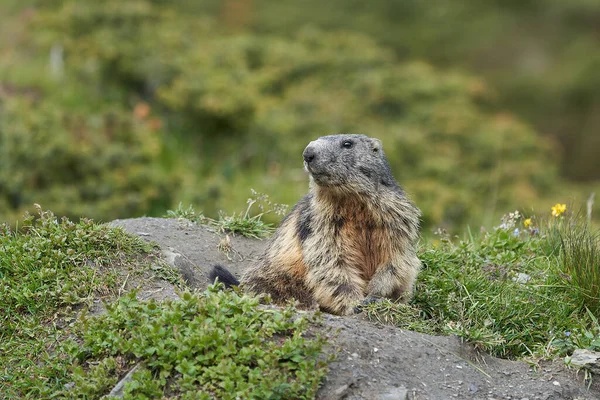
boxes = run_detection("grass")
[555,217,600,315]
[165,203,208,225]
[0,205,154,397]
[4,200,600,397]
[364,209,600,361]
[166,190,288,239]
[0,205,328,399]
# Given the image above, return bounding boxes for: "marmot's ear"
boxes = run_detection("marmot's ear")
[371,138,382,153]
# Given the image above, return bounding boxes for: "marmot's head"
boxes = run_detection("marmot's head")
[302,134,397,194]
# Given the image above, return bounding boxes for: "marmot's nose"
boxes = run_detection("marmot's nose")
[303,146,316,163]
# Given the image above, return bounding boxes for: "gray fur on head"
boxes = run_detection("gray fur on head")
[302,134,398,194]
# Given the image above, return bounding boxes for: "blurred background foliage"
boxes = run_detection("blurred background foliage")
[0,0,598,231]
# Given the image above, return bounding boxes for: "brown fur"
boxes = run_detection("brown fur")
[214,134,421,315]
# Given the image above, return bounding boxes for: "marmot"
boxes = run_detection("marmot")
[210,134,421,315]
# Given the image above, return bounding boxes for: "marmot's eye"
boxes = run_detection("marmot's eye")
[342,140,353,149]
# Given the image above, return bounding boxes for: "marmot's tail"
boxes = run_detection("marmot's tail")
[209,264,240,288]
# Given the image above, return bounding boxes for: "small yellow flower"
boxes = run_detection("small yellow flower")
[551,203,566,217]
[523,218,532,228]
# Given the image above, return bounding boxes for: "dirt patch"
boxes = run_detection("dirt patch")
[317,315,593,399]
[111,217,598,400]
[111,217,264,287]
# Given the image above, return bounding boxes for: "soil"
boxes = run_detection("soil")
[110,217,599,400]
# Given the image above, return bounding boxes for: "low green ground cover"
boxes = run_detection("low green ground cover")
[365,206,600,362]
[166,198,600,363]
[168,197,600,366]
[166,190,288,239]
[66,289,327,399]
[3,201,600,398]
[0,205,152,397]
[0,206,327,399]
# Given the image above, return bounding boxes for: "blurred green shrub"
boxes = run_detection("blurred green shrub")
[1,0,560,229]
[220,0,600,182]
[0,95,177,222]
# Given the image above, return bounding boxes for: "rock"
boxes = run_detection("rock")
[108,364,142,398]
[513,273,532,283]
[334,384,350,397]
[378,386,409,400]
[569,349,600,375]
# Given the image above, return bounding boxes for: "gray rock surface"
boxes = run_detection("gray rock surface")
[569,349,600,376]
[108,364,142,398]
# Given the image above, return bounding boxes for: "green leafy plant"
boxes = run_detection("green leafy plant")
[166,190,288,239]
[365,208,600,360]
[553,308,600,357]
[0,205,327,398]
[166,202,208,225]
[0,205,153,398]
[212,190,288,239]
[61,287,329,399]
